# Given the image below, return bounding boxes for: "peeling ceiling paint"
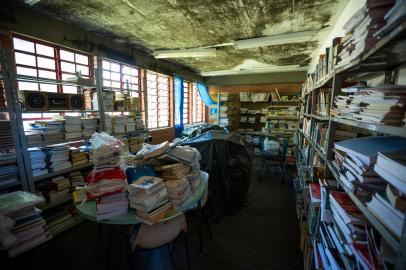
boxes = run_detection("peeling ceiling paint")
[21,0,348,74]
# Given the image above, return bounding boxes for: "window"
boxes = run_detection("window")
[13,35,93,122]
[191,84,205,123]
[102,59,140,97]
[182,81,190,124]
[146,71,171,129]
[13,35,93,95]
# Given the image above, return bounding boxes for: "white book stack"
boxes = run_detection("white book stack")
[112,115,127,135]
[82,117,98,138]
[64,116,82,141]
[46,144,72,172]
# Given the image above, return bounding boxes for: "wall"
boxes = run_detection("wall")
[0,1,204,83]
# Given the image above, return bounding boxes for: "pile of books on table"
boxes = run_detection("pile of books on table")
[64,116,82,141]
[81,117,98,138]
[128,176,172,224]
[0,151,18,188]
[86,132,127,221]
[332,85,406,125]
[0,191,50,257]
[336,0,395,68]
[158,163,193,206]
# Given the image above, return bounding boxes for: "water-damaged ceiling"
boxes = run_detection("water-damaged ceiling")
[20,0,348,75]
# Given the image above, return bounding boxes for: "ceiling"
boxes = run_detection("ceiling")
[22,0,348,76]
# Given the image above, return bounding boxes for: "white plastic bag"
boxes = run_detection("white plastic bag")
[91,132,125,159]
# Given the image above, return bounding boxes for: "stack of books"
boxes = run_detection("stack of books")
[311,122,328,151]
[112,115,127,135]
[332,85,406,125]
[333,125,359,141]
[39,120,65,145]
[374,0,406,39]
[81,117,98,138]
[45,208,78,236]
[46,144,71,172]
[104,114,112,134]
[135,113,145,130]
[0,151,18,188]
[0,191,49,258]
[0,120,14,150]
[69,147,89,167]
[48,176,71,204]
[128,135,145,154]
[95,191,128,221]
[128,176,171,224]
[336,1,395,68]
[125,117,136,133]
[29,148,47,177]
[64,116,82,141]
[367,150,406,239]
[25,132,42,147]
[83,88,95,110]
[0,81,5,108]
[70,171,86,187]
[158,163,193,206]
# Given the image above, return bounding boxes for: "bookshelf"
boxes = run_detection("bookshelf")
[0,48,148,239]
[296,16,406,270]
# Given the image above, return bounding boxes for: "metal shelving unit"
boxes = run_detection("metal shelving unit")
[296,18,406,270]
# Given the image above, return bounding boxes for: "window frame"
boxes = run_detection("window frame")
[191,83,205,123]
[146,71,172,129]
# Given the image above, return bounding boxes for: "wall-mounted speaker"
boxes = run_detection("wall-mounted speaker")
[69,94,85,110]
[19,90,48,111]
[48,92,68,110]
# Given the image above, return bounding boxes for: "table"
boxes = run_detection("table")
[76,171,207,224]
[76,171,208,270]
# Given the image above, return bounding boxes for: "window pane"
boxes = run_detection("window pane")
[103,80,112,87]
[38,70,56,79]
[65,112,81,116]
[76,64,89,76]
[61,61,75,73]
[18,82,38,90]
[36,44,54,57]
[13,38,35,53]
[111,72,120,81]
[131,68,138,76]
[15,52,36,66]
[37,57,55,70]
[103,71,111,80]
[111,62,120,72]
[17,66,37,77]
[39,83,57,92]
[103,60,110,70]
[122,66,131,75]
[62,73,77,80]
[75,53,88,65]
[60,50,74,61]
[111,81,120,88]
[62,85,78,94]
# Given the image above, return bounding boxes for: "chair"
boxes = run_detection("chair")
[129,213,191,270]
[260,137,288,180]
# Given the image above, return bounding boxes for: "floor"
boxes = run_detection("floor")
[4,158,303,270]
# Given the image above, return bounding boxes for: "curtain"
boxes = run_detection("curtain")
[174,76,184,137]
[196,82,217,106]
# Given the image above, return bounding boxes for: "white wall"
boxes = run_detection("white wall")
[307,0,366,73]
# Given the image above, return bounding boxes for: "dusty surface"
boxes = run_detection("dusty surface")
[19,0,347,73]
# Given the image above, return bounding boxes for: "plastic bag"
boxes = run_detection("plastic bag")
[86,167,127,199]
[92,132,125,159]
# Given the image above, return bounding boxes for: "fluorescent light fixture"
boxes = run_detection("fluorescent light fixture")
[233,30,316,49]
[24,0,41,5]
[154,48,216,59]
[200,65,307,77]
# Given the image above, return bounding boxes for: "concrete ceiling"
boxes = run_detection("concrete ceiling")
[21,0,348,76]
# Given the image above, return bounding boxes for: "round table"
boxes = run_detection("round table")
[76,171,208,225]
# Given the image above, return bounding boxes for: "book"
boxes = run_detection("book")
[334,136,406,166]
[386,184,406,212]
[376,151,406,182]
[329,191,367,225]
[366,193,405,238]
[374,163,406,194]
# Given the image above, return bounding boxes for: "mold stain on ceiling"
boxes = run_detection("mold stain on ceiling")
[23,0,348,74]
